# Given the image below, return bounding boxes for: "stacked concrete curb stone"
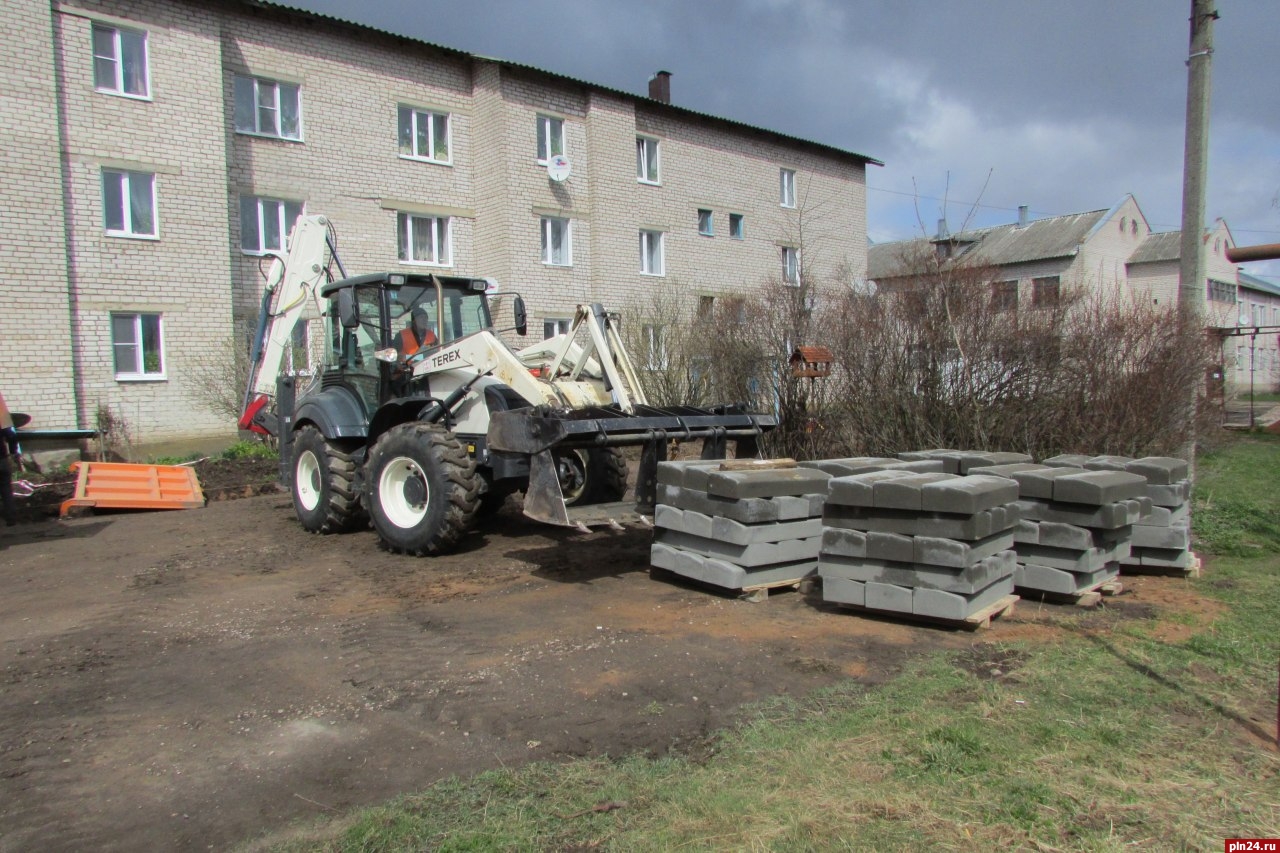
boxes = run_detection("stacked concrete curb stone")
[817,469,1021,624]
[651,460,830,595]
[980,461,1149,597]
[1043,454,1194,575]
[898,449,1034,474]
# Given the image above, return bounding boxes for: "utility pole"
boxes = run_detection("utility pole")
[1178,0,1216,320]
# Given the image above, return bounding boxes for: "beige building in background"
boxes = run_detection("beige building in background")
[2,0,878,446]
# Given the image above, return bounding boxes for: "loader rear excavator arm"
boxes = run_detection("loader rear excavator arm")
[239,215,339,436]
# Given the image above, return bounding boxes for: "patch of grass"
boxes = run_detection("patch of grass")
[221,440,278,461]
[1192,433,1280,555]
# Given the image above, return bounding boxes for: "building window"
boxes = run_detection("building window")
[102,169,156,238]
[1207,280,1236,304]
[992,280,1018,312]
[1032,276,1060,308]
[536,114,564,162]
[543,318,572,339]
[541,217,572,266]
[234,74,302,140]
[397,213,451,266]
[640,230,664,276]
[92,23,148,98]
[111,312,164,379]
[398,105,451,163]
[782,246,799,286]
[636,136,660,184]
[240,196,303,254]
[729,213,744,240]
[642,324,668,370]
[697,295,715,322]
[697,209,713,236]
[780,168,796,208]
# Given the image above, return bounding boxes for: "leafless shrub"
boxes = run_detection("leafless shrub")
[188,321,256,423]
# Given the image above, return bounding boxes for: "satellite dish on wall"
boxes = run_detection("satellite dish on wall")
[547,155,572,182]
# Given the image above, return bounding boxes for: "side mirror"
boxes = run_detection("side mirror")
[513,296,528,337]
[337,289,359,329]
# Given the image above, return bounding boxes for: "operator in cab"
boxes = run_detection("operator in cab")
[396,305,438,361]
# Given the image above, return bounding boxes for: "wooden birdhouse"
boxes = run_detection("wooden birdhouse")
[789,346,832,378]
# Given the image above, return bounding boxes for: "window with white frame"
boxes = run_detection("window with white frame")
[641,324,668,370]
[398,105,451,163]
[543,318,572,339]
[397,212,451,266]
[536,114,564,162]
[636,136,659,184]
[240,196,303,253]
[111,312,164,379]
[102,169,156,238]
[92,22,149,97]
[697,209,713,236]
[541,217,572,266]
[234,74,302,140]
[780,168,796,208]
[640,229,664,276]
[729,213,744,240]
[782,246,799,286]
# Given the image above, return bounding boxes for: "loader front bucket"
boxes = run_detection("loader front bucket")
[488,403,777,528]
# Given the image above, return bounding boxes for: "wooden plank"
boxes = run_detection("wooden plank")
[717,458,797,472]
[739,578,804,603]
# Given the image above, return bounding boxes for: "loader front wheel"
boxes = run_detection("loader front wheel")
[291,425,363,533]
[367,423,479,556]
[554,447,628,506]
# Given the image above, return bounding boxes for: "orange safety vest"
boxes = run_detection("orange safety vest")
[397,326,438,358]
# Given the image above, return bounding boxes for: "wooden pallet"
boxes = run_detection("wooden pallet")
[835,594,1019,631]
[648,566,809,602]
[1020,578,1124,608]
[738,578,805,603]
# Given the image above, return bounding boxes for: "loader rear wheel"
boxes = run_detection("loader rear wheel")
[554,447,628,506]
[367,423,479,556]
[292,425,363,533]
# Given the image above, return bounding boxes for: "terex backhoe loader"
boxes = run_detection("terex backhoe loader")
[240,215,776,555]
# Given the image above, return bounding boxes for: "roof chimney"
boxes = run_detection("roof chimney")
[1017,205,1029,228]
[936,218,949,240]
[648,70,671,103]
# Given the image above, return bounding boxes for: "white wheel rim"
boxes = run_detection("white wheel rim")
[558,450,589,503]
[379,455,429,529]
[296,449,322,512]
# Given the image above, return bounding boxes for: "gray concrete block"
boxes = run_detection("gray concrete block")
[820,550,1015,595]
[920,474,1019,514]
[656,459,724,488]
[1132,546,1191,568]
[897,449,962,473]
[1144,481,1191,508]
[655,529,822,567]
[1051,470,1148,506]
[1083,455,1135,471]
[865,531,915,562]
[1136,504,1189,527]
[706,467,832,500]
[799,457,945,476]
[1041,453,1092,468]
[822,504,1019,540]
[1007,466,1086,500]
[873,472,957,510]
[1015,562,1118,595]
[1014,541,1128,573]
[656,484,823,524]
[711,515,824,545]
[956,451,1034,474]
[821,526,868,559]
[967,462,1049,479]
[1130,523,1190,550]
[1035,521,1095,551]
[821,575,866,607]
[1013,519,1040,544]
[826,470,916,508]
[914,531,1015,568]
[865,581,914,613]
[651,542,817,590]
[1016,498,1142,530]
[1126,456,1189,485]
[654,504,715,539]
[912,575,1015,620]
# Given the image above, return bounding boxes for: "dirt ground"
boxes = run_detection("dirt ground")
[0,459,1212,851]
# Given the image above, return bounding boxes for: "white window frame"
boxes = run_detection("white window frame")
[398,105,451,164]
[780,168,796,208]
[729,213,744,240]
[92,22,150,99]
[543,318,573,339]
[697,209,714,237]
[640,229,665,276]
[102,169,157,239]
[540,216,572,266]
[234,74,303,141]
[536,114,564,163]
[782,246,799,286]
[240,196,303,254]
[111,312,165,381]
[636,136,660,184]
[397,212,451,267]
[642,323,668,371]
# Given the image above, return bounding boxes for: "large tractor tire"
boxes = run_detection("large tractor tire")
[552,447,628,506]
[291,424,364,533]
[366,422,480,556]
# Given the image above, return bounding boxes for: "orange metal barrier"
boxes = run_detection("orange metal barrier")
[60,461,205,517]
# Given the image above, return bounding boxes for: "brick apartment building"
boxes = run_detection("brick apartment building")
[2,0,879,446]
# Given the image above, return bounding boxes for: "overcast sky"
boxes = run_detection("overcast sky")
[284,0,1280,281]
